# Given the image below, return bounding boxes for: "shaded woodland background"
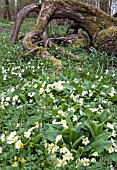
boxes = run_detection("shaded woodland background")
[0,0,117,20]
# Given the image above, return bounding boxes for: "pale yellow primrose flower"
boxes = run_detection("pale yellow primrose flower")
[12,162,18,168]
[14,156,17,161]
[60,147,69,153]
[81,158,90,166]
[56,158,62,167]
[52,145,59,153]
[107,123,114,130]
[7,131,18,144]
[92,152,99,156]
[21,158,26,163]
[82,137,90,145]
[16,123,20,127]
[15,140,24,149]
[91,158,96,163]
[24,131,31,138]
[6,97,11,101]
[0,147,2,153]
[12,95,18,101]
[68,107,75,112]
[39,88,45,94]
[55,135,62,143]
[107,146,114,153]
[73,115,77,121]
[58,110,65,117]
[47,143,54,153]
[0,134,5,142]
[13,136,19,143]
[63,152,74,161]
[61,159,67,166]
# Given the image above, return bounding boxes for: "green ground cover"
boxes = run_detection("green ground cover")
[0,19,117,170]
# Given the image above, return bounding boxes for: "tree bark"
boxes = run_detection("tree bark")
[3,0,11,20]
[10,4,40,44]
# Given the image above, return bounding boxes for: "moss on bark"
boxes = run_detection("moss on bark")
[94,26,117,55]
[11,0,117,74]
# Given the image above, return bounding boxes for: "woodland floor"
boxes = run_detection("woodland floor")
[0,18,117,170]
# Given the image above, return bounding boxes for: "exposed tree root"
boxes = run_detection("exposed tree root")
[46,33,89,47]
[50,42,81,60]
[10,4,40,44]
[10,0,117,75]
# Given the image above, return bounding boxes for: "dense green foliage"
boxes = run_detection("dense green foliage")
[0,19,117,170]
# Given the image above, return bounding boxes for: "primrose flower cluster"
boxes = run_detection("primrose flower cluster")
[0,122,40,167]
[1,77,117,111]
[0,20,117,169]
[47,135,74,167]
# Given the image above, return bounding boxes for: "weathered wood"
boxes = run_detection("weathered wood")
[94,26,117,55]
[21,0,117,53]
[46,33,89,47]
[10,0,117,74]
[10,4,40,44]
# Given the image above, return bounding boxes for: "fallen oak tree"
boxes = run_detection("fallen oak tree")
[10,0,117,73]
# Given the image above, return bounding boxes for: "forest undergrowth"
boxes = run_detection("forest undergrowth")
[0,19,117,170]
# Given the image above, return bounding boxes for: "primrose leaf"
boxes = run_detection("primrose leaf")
[92,139,112,153]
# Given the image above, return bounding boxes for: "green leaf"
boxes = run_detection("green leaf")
[92,139,112,153]
[19,94,26,102]
[47,97,53,103]
[69,128,78,143]
[84,120,97,138]
[84,109,93,117]
[73,104,82,111]
[32,134,43,144]
[72,136,85,149]
[97,124,103,135]
[62,103,68,111]
[105,152,117,162]
[110,95,117,102]
[83,80,92,90]
[62,128,70,134]
[45,128,61,143]
[70,82,83,93]
[65,116,73,128]
[96,132,112,141]
[62,83,73,90]
[70,82,78,90]
[84,120,103,138]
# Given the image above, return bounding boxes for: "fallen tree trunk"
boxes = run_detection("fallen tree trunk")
[10,0,117,73]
